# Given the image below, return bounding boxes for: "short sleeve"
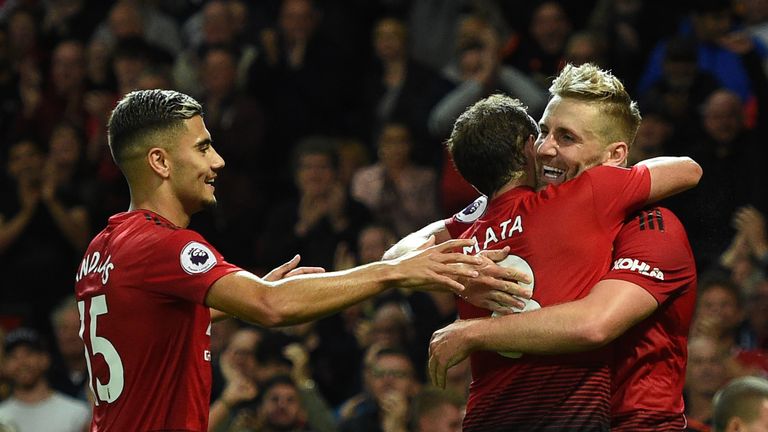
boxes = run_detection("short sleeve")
[141,229,242,304]
[586,165,651,225]
[601,207,696,304]
[446,195,488,238]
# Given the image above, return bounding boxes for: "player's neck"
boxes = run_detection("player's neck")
[129,193,190,228]
[490,174,534,200]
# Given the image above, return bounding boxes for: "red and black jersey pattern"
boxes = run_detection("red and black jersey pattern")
[463,360,611,431]
[637,207,665,231]
[612,409,688,431]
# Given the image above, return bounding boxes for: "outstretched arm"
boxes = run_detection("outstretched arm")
[638,156,702,203]
[205,239,483,327]
[428,278,658,388]
[210,254,325,322]
[383,220,451,260]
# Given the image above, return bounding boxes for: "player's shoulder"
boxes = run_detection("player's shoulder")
[452,195,489,224]
[622,206,685,234]
[582,164,643,180]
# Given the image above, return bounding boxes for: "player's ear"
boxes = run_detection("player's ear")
[603,142,628,167]
[147,147,171,179]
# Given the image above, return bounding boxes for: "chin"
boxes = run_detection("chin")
[202,198,218,211]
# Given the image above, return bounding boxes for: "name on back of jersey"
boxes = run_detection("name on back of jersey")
[463,215,524,254]
[76,251,115,285]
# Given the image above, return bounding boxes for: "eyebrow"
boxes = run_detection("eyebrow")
[195,138,213,148]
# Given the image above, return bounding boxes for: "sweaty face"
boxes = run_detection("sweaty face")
[168,116,225,214]
[534,96,608,188]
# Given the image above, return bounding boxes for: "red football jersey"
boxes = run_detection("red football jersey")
[606,207,697,431]
[447,165,651,431]
[74,211,241,431]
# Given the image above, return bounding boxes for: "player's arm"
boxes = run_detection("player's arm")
[205,239,483,327]
[383,220,451,260]
[210,255,326,322]
[429,279,658,388]
[638,156,702,203]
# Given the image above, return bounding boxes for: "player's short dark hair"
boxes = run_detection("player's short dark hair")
[712,376,768,432]
[107,89,203,167]
[446,94,537,196]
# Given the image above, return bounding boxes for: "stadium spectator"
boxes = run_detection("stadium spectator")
[259,137,371,270]
[357,16,451,165]
[685,336,733,430]
[350,123,439,238]
[338,346,421,432]
[637,0,767,102]
[712,375,768,432]
[429,14,545,215]
[410,387,464,432]
[0,139,88,334]
[174,0,258,99]
[502,1,573,89]
[47,295,88,401]
[90,0,181,56]
[0,328,90,432]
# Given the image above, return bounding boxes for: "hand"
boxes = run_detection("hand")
[283,343,311,383]
[690,316,722,339]
[219,375,258,407]
[296,196,329,235]
[733,206,768,257]
[263,254,325,281]
[459,247,533,313]
[334,242,357,270]
[17,177,41,213]
[379,390,409,432]
[429,319,479,388]
[389,238,483,294]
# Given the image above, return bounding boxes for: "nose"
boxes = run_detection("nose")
[211,146,225,170]
[536,134,557,158]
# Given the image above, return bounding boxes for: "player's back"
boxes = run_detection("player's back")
[75,210,237,431]
[455,165,650,431]
[608,207,697,431]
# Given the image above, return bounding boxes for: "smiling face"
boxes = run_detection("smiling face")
[534,96,609,187]
[166,116,225,214]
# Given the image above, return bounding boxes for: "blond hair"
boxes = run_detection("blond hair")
[549,63,641,148]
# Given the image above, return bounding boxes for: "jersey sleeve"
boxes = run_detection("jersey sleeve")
[141,229,242,304]
[602,207,696,304]
[585,165,651,224]
[446,195,488,238]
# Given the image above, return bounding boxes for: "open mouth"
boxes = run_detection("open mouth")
[540,165,565,183]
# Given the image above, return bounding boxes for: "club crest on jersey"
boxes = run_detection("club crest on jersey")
[180,242,217,274]
[455,196,488,223]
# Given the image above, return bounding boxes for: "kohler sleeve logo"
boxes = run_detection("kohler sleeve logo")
[612,258,664,280]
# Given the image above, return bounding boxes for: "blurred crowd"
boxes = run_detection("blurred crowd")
[0,0,767,431]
